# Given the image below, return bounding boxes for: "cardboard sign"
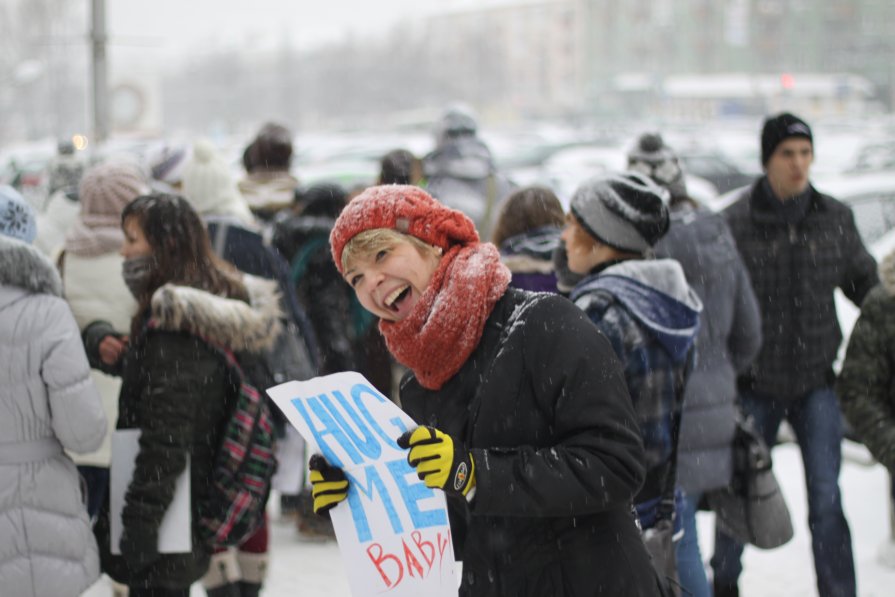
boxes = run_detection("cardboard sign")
[110,429,191,554]
[267,372,458,597]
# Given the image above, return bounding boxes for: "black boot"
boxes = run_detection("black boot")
[238,581,261,597]
[206,583,241,597]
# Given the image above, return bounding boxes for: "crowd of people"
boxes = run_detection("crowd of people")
[1,108,891,597]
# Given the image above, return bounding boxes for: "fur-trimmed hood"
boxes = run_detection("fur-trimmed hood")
[149,274,282,353]
[0,234,63,303]
[881,250,895,296]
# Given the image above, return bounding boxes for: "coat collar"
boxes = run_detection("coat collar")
[0,234,63,299]
[149,274,282,353]
[747,177,826,226]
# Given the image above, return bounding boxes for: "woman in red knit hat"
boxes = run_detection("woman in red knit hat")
[312,184,664,597]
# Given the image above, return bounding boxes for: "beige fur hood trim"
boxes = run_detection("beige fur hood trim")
[150,274,282,353]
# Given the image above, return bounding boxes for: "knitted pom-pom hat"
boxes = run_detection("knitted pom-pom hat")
[330,184,479,274]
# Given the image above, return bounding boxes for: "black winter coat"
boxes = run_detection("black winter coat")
[88,278,282,590]
[724,180,878,399]
[400,288,662,597]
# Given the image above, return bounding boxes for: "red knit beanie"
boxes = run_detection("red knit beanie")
[330,185,479,274]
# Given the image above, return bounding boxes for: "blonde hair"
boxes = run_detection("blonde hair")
[341,228,441,273]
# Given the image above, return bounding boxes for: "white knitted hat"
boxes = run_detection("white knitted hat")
[182,139,254,225]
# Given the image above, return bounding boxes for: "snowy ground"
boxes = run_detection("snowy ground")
[84,441,894,597]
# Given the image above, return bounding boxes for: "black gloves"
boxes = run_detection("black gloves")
[308,453,349,515]
[397,426,476,498]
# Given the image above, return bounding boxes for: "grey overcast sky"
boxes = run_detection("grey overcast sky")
[107,0,513,59]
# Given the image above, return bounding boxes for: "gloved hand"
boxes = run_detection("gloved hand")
[397,426,475,497]
[308,454,349,515]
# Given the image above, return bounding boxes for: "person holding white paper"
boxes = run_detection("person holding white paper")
[87,194,281,597]
[0,186,107,597]
[311,185,664,596]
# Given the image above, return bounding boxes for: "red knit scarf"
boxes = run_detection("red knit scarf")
[380,242,511,390]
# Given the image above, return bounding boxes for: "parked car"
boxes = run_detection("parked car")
[677,150,758,194]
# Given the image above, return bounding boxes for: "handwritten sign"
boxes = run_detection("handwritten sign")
[267,372,458,597]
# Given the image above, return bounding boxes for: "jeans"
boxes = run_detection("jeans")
[676,492,710,597]
[77,465,109,521]
[710,387,856,597]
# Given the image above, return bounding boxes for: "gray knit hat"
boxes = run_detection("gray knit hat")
[569,171,670,254]
[627,133,688,200]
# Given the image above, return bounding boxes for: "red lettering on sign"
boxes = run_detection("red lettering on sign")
[402,538,425,578]
[366,529,454,589]
[366,543,403,588]
[411,530,436,569]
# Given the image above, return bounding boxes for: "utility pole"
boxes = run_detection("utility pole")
[91,0,108,143]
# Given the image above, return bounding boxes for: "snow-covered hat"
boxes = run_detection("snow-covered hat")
[570,171,670,254]
[0,185,37,244]
[627,133,688,200]
[330,184,479,275]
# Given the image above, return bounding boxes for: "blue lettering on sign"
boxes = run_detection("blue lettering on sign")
[346,465,403,542]
[386,459,447,529]
[326,390,382,460]
[291,396,361,468]
[351,383,408,448]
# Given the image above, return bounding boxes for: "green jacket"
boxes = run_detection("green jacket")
[837,252,895,473]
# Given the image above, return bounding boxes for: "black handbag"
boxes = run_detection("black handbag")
[705,413,794,549]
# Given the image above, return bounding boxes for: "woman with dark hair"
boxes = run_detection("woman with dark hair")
[87,194,281,597]
[308,185,664,596]
[490,185,565,294]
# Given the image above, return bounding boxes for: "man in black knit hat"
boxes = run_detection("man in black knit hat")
[713,113,877,597]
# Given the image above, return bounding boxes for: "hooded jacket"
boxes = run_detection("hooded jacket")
[0,234,106,597]
[837,251,895,473]
[92,276,280,589]
[571,259,702,505]
[655,203,762,493]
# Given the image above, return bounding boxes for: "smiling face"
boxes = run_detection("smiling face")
[343,231,442,322]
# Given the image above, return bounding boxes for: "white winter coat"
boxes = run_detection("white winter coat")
[62,250,136,467]
[0,234,107,597]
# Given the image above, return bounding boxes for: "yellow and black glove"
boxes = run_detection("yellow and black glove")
[308,454,349,515]
[397,426,476,498]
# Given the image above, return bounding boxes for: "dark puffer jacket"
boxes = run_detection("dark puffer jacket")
[89,277,281,590]
[724,179,878,399]
[400,288,662,597]
[837,251,895,473]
